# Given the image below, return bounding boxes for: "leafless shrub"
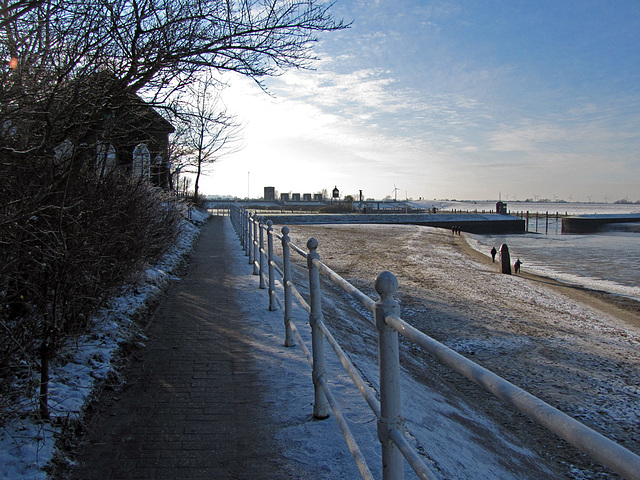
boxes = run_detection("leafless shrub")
[0,153,182,422]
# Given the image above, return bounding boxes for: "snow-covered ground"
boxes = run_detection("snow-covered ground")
[3,215,639,479]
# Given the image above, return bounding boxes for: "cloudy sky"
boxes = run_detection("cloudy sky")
[200,0,640,202]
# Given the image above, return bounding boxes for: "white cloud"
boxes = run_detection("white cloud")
[488,122,569,153]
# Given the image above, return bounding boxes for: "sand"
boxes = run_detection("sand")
[280,222,640,479]
[454,233,640,329]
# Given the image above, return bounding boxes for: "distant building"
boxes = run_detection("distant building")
[496,201,508,214]
[264,186,275,201]
[276,189,328,203]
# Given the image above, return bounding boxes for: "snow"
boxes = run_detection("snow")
[2,213,639,479]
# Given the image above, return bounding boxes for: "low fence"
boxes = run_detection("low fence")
[229,204,640,480]
[205,202,231,216]
[449,209,569,234]
[512,210,568,234]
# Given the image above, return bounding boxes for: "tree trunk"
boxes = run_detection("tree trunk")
[39,342,50,420]
[194,156,202,200]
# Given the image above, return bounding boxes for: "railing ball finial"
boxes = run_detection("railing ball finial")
[374,271,398,300]
[267,219,273,228]
[282,225,290,235]
[307,237,319,251]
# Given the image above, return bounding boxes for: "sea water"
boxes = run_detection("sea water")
[455,202,640,302]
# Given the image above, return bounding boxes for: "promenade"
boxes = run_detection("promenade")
[69,216,306,479]
[67,216,640,479]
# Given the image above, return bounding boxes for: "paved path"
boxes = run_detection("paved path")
[70,216,301,479]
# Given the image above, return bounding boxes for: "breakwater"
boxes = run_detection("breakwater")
[262,213,525,234]
[562,214,640,233]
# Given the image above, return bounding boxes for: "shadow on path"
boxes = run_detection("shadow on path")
[69,216,299,479]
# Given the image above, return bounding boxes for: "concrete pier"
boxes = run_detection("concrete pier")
[261,213,526,234]
[562,214,640,233]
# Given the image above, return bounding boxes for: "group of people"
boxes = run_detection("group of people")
[490,246,522,273]
[451,226,462,235]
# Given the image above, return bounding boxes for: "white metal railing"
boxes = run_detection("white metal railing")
[229,204,640,480]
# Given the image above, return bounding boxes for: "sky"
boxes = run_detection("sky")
[199,0,640,202]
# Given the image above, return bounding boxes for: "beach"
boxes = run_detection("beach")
[456,232,640,329]
[281,222,640,478]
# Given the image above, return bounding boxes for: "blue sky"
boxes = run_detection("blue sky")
[201,0,640,202]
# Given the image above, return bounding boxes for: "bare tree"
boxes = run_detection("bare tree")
[2,0,347,156]
[171,75,242,200]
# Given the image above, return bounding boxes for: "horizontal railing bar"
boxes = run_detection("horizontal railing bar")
[312,258,376,314]
[318,375,376,480]
[270,260,284,279]
[384,313,640,480]
[318,319,381,418]
[288,319,313,366]
[288,281,311,314]
[288,241,308,258]
[388,428,438,480]
[271,289,283,311]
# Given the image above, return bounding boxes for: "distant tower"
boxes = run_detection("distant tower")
[264,186,275,201]
[332,186,340,202]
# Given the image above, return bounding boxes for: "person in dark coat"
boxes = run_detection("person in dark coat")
[514,258,522,273]
[490,247,497,262]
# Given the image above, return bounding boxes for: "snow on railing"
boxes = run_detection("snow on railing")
[230,204,640,480]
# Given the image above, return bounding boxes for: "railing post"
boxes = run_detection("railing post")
[242,209,248,253]
[231,205,236,234]
[244,209,250,256]
[252,214,259,274]
[258,219,266,289]
[281,226,295,347]
[374,271,404,480]
[307,238,330,419]
[247,212,254,264]
[267,220,276,311]
[239,207,244,247]
[236,206,240,235]
[234,206,241,243]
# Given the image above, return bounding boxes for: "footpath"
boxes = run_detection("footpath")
[69,216,304,479]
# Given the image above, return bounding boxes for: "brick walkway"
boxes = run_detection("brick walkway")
[69,216,303,479]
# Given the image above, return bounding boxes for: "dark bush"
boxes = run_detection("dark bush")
[0,152,183,421]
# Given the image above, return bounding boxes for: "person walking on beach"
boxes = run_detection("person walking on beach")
[491,247,497,262]
[514,258,522,273]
